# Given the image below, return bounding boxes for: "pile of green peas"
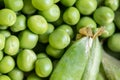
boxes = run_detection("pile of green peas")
[0,0,120,80]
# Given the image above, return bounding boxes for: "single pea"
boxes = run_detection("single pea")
[0,51,3,61]
[10,14,26,32]
[76,16,97,32]
[0,33,5,50]
[32,0,54,11]
[63,7,80,25]
[27,73,43,80]
[4,35,19,56]
[76,0,97,15]
[0,75,11,80]
[60,0,77,7]
[46,44,64,58]
[35,57,53,77]
[37,53,48,59]
[100,22,115,38]
[104,0,119,11]
[27,15,48,34]
[57,24,74,39]
[39,23,54,43]
[17,49,37,72]
[0,9,16,26]
[0,30,11,38]
[39,4,60,22]
[54,0,60,3]
[19,30,38,49]
[4,0,23,12]
[107,33,120,52]
[22,0,37,15]
[0,56,15,73]
[49,29,70,49]
[93,6,114,26]
[8,67,24,80]
[0,25,8,29]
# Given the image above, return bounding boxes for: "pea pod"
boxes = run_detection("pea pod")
[81,37,102,80]
[102,51,120,80]
[50,36,93,80]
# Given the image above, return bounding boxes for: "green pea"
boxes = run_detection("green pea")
[57,24,74,39]
[0,33,5,50]
[0,30,11,38]
[19,30,38,49]
[54,0,60,3]
[8,68,24,80]
[76,0,97,15]
[39,23,54,43]
[27,15,48,34]
[39,4,60,22]
[76,16,97,32]
[0,9,16,26]
[17,49,37,72]
[22,0,37,15]
[63,7,80,25]
[35,57,53,77]
[0,56,15,73]
[60,0,77,7]
[0,75,11,80]
[4,0,23,12]
[4,35,19,56]
[27,73,43,80]
[46,44,64,58]
[37,53,48,59]
[0,25,8,29]
[32,0,54,11]
[100,22,115,38]
[10,14,26,32]
[0,51,3,61]
[104,0,119,11]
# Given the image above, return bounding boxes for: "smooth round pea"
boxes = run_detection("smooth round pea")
[37,53,48,59]
[0,30,11,38]
[0,33,5,50]
[39,23,54,43]
[27,73,43,80]
[104,0,119,11]
[114,10,120,29]
[27,15,48,34]
[4,0,23,12]
[0,75,11,80]
[93,6,114,26]
[60,0,76,7]
[63,7,80,25]
[35,57,53,77]
[4,35,19,56]
[17,49,37,72]
[39,4,60,22]
[49,29,70,49]
[107,33,120,52]
[10,14,26,32]
[54,0,60,3]
[0,9,16,26]
[76,0,97,15]
[0,25,8,29]
[46,45,64,58]
[76,16,97,32]
[0,56,15,73]
[19,30,38,49]
[0,51,3,61]
[57,24,74,39]
[100,22,115,38]
[32,0,54,11]
[22,0,37,15]
[8,68,24,80]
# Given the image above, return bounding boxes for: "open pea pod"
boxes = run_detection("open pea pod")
[81,37,102,80]
[102,51,120,80]
[50,36,93,80]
